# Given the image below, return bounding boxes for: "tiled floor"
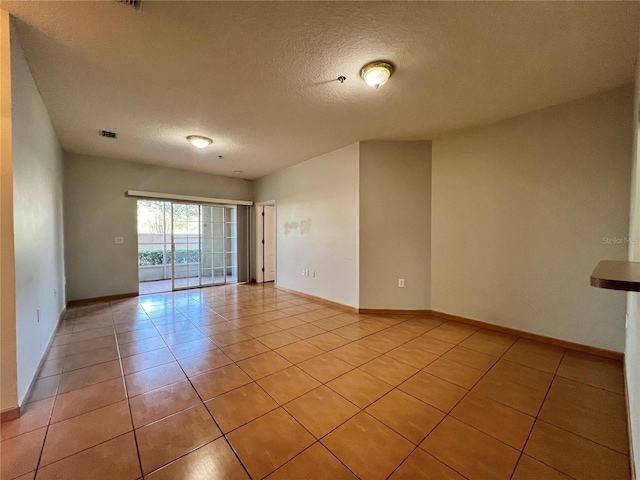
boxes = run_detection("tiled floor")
[139,276,238,295]
[0,283,631,480]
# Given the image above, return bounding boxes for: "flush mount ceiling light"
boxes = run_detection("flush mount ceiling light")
[360,61,394,88]
[186,135,213,149]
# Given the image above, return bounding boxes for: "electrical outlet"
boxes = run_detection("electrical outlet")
[115,237,124,244]
[398,279,405,287]
[311,271,316,277]
[302,270,306,276]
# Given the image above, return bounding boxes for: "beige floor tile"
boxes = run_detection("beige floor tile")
[121,347,175,375]
[423,357,486,388]
[40,400,132,466]
[400,316,444,333]
[154,321,196,335]
[0,427,46,479]
[227,408,315,479]
[539,376,628,453]
[53,328,115,347]
[51,377,126,423]
[237,351,292,380]
[503,338,565,373]
[162,328,207,346]
[118,337,167,358]
[125,361,186,397]
[424,322,478,344]
[322,412,414,480]
[26,375,60,402]
[306,332,351,351]
[389,449,465,480]
[512,455,573,480]
[286,324,326,339]
[63,335,117,356]
[257,366,321,404]
[240,323,282,338]
[205,382,278,433]
[37,358,65,378]
[355,333,405,353]
[117,327,160,345]
[57,360,121,394]
[114,320,155,333]
[359,355,419,386]
[421,416,520,480]
[257,331,300,349]
[366,389,444,444]
[451,392,534,449]
[275,340,324,364]
[177,348,233,377]
[333,325,373,341]
[145,438,249,480]
[220,339,270,361]
[62,346,119,373]
[407,335,455,355]
[35,432,140,480]
[330,343,380,367]
[271,317,306,330]
[459,329,517,356]
[266,443,357,480]
[167,337,217,360]
[1,397,54,441]
[399,371,467,412]
[328,369,393,408]
[556,350,625,394]
[284,385,359,438]
[310,317,349,331]
[136,404,222,475]
[211,330,254,348]
[472,375,546,416]
[524,420,630,480]
[129,379,201,428]
[298,353,355,383]
[386,344,439,369]
[196,321,238,336]
[441,345,499,372]
[191,364,253,400]
[12,471,35,480]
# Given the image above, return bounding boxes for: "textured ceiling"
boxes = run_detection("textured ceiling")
[4,1,640,179]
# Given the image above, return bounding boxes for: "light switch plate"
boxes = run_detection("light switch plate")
[115,237,124,244]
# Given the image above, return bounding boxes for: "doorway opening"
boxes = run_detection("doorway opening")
[256,202,276,283]
[137,199,249,294]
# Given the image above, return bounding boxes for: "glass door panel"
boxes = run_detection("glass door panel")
[171,203,200,290]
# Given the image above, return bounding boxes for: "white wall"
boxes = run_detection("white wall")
[625,38,640,476]
[359,141,431,310]
[64,154,253,301]
[254,144,360,308]
[432,86,633,352]
[11,19,66,404]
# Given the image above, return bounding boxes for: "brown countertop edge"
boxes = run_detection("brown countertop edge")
[591,260,640,292]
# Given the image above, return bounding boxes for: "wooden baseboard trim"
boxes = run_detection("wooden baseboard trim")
[67,292,138,308]
[275,286,359,313]
[358,308,431,315]
[1,406,20,423]
[430,310,624,361]
[624,357,636,479]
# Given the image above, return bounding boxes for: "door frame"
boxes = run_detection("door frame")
[255,200,276,284]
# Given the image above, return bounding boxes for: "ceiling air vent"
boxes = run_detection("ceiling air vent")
[116,0,142,12]
[99,130,117,139]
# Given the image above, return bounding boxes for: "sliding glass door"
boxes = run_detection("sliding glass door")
[170,203,239,291]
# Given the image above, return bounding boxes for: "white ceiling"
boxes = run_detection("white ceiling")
[4,1,640,179]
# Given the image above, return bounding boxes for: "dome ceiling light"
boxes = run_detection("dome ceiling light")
[360,61,394,89]
[186,135,213,148]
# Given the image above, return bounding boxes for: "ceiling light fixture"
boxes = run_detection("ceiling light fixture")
[360,61,394,89]
[186,135,213,149]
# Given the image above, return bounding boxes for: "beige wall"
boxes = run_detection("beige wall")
[625,36,640,476]
[64,154,253,301]
[11,18,66,404]
[432,86,633,352]
[359,141,431,310]
[0,9,18,413]
[254,144,360,307]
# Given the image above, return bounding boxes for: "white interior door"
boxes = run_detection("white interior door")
[263,205,276,282]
